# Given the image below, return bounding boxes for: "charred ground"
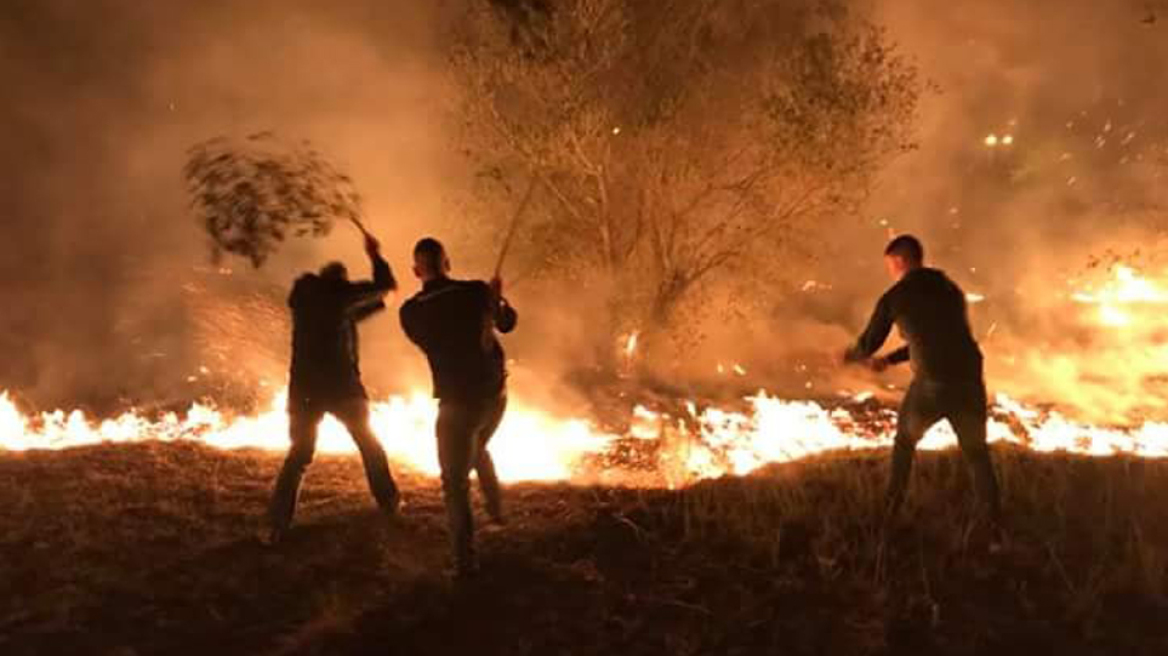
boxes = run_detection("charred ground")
[3,442,1167,655]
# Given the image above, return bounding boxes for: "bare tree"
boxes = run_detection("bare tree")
[450,0,918,371]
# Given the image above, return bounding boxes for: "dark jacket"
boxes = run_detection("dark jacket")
[846,267,983,383]
[288,254,395,405]
[399,277,518,400]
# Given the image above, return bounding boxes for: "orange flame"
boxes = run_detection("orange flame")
[3,385,1165,487]
[1071,265,1168,327]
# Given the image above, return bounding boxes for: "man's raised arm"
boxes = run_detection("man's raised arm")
[342,235,397,310]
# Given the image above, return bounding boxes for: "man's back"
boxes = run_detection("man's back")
[400,277,516,400]
[288,256,393,403]
[858,267,983,383]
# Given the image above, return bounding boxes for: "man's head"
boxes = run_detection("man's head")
[319,261,348,281]
[413,237,451,282]
[883,235,924,281]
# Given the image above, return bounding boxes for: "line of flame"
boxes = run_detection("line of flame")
[3,387,1165,486]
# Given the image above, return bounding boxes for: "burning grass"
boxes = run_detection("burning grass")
[2,442,1165,655]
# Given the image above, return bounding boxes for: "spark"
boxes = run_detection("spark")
[624,331,639,358]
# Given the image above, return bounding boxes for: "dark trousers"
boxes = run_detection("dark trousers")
[269,396,399,531]
[437,391,507,568]
[888,379,1001,520]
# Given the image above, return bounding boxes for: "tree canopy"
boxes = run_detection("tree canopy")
[450,0,920,368]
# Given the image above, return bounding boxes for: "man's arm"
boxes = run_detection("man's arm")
[351,299,387,323]
[844,293,895,363]
[399,301,426,349]
[341,252,396,309]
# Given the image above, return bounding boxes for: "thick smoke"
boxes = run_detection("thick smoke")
[3,0,1167,423]
[682,0,1168,419]
[0,1,454,412]
[860,0,1168,421]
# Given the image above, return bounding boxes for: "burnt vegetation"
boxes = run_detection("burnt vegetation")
[2,443,1166,655]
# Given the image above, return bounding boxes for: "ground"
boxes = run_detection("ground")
[2,442,1166,655]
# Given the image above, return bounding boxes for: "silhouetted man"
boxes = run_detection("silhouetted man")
[268,234,400,544]
[400,237,517,578]
[844,235,1001,523]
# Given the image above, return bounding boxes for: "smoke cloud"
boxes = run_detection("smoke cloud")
[3,0,1167,423]
[680,0,1168,420]
[0,0,455,411]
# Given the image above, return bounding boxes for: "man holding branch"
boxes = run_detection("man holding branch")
[400,237,518,579]
[268,233,401,544]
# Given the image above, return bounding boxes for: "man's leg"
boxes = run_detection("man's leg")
[334,398,400,514]
[887,381,942,517]
[269,404,323,537]
[474,392,508,523]
[948,382,1002,523]
[437,399,479,573]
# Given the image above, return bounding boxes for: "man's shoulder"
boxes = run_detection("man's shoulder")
[453,278,490,293]
[918,267,961,292]
[896,267,947,286]
[400,291,423,313]
[418,278,487,299]
[895,267,962,299]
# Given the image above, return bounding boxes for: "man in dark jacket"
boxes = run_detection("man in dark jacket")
[844,235,1001,522]
[268,234,400,544]
[400,237,517,577]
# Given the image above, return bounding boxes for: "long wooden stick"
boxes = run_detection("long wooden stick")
[349,215,370,238]
[493,175,538,278]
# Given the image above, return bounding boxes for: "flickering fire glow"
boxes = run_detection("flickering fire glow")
[5,264,1168,486]
[1071,265,1168,327]
[0,389,615,482]
[2,385,1165,487]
